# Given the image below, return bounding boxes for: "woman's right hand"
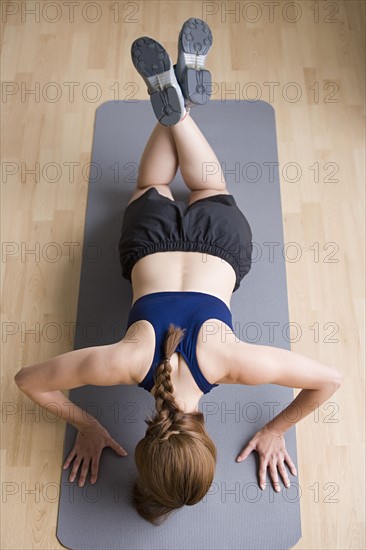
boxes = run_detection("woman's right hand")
[62,422,128,487]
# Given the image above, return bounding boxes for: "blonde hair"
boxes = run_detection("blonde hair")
[133,323,217,525]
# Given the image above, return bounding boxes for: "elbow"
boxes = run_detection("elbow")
[14,369,23,386]
[14,369,28,392]
[330,368,344,390]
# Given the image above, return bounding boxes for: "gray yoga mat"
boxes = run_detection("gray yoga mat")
[56,100,302,550]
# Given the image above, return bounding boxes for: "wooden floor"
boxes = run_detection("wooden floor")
[1,1,365,548]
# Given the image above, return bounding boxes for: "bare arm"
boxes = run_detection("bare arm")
[219,338,344,433]
[14,325,145,430]
[13,324,148,486]
[215,338,344,491]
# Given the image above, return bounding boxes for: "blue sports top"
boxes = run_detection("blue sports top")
[125,291,234,394]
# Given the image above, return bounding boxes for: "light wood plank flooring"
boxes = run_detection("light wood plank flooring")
[1,1,364,548]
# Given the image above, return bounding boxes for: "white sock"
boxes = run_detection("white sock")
[176,52,207,78]
[146,66,176,93]
[182,52,206,70]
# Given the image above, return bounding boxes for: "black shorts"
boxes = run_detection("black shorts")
[118,187,253,292]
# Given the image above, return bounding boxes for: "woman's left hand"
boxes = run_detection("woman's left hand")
[236,424,297,492]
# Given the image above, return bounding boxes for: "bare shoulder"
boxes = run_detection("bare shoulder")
[14,320,156,393]
[197,326,344,389]
[120,320,155,384]
[196,319,240,384]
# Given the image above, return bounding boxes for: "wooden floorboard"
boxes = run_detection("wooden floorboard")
[1,1,365,548]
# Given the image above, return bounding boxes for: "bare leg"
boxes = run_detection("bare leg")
[128,122,179,204]
[169,113,229,202]
[128,112,228,206]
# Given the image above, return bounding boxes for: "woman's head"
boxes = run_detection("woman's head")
[133,323,217,525]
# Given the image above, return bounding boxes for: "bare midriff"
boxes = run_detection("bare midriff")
[130,250,236,309]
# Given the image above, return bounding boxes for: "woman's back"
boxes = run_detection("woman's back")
[130,250,235,308]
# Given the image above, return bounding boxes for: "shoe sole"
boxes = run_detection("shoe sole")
[178,18,213,105]
[131,37,184,126]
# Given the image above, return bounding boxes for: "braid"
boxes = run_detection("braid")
[134,321,217,524]
[145,323,186,442]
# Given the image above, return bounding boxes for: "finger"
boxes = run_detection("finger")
[90,454,101,485]
[284,450,297,476]
[236,442,255,462]
[69,458,82,483]
[78,458,91,487]
[269,459,281,492]
[278,460,291,489]
[259,457,268,490]
[63,449,76,469]
[108,438,127,456]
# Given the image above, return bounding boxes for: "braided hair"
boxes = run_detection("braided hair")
[133,323,217,525]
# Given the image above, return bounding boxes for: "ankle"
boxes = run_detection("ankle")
[179,107,190,123]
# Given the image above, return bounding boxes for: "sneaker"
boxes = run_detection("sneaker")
[174,18,213,107]
[131,36,187,126]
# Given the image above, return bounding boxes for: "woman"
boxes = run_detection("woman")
[14,18,343,526]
